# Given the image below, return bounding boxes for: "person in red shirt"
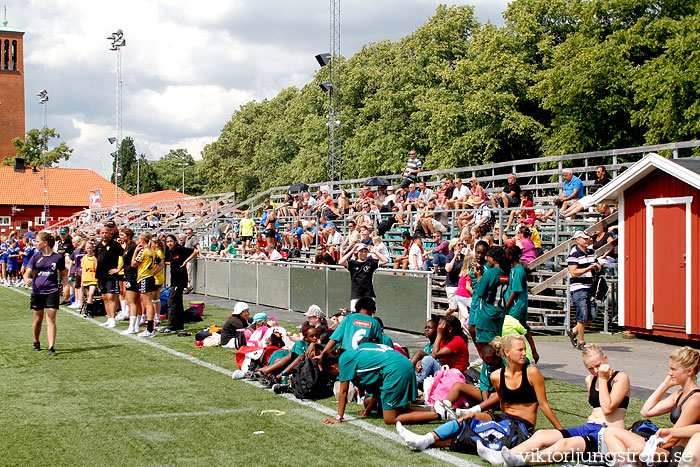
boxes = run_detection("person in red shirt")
[430,315,470,371]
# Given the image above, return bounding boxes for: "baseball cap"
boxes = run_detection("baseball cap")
[252,312,267,323]
[104,221,116,229]
[59,227,68,234]
[304,305,323,318]
[572,230,592,240]
[387,186,394,191]
[356,244,369,251]
[232,302,249,315]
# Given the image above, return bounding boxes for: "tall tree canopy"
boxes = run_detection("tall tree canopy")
[197,0,700,200]
[3,128,73,167]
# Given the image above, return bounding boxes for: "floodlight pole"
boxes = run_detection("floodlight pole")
[37,90,50,224]
[327,0,342,183]
[108,29,125,211]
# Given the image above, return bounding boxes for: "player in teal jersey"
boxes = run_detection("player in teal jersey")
[319,297,383,355]
[467,241,490,355]
[260,326,318,377]
[322,342,446,425]
[505,245,529,326]
[473,246,510,345]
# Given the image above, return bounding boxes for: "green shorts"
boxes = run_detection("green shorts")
[469,298,481,327]
[476,327,500,343]
[379,358,417,411]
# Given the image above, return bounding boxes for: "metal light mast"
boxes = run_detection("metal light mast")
[37,89,49,224]
[108,29,125,210]
[327,0,342,182]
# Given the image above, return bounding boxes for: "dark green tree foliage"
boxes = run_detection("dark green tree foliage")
[113,137,137,192]
[200,1,700,200]
[151,149,204,196]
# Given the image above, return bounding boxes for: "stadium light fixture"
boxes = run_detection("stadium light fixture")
[319,81,333,93]
[315,53,331,67]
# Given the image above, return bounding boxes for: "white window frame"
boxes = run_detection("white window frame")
[0,216,10,226]
[644,196,693,333]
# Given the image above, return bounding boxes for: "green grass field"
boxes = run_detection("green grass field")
[0,286,670,467]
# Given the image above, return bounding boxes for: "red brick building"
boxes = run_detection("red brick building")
[0,21,25,162]
[0,166,130,234]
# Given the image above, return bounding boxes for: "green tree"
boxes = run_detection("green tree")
[151,149,204,196]
[113,137,137,193]
[3,128,73,167]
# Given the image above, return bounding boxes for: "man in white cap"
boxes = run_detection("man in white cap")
[221,302,250,348]
[566,230,602,351]
[338,243,389,312]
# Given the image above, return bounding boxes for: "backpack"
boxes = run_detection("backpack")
[450,417,531,454]
[290,358,334,400]
[289,248,301,259]
[184,306,204,323]
[629,419,659,440]
[591,270,609,301]
[426,366,468,407]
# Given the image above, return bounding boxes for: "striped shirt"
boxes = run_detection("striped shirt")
[567,246,597,292]
[402,156,422,180]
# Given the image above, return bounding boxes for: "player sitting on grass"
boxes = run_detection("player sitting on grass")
[318,297,383,355]
[259,326,320,378]
[321,343,453,425]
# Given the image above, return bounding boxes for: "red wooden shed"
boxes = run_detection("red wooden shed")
[592,153,700,340]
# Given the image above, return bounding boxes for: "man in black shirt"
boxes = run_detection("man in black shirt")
[490,173,521,208]
[592,165,612,193]
[338,243,389,312]
[163,234,198,332]
[94,226,123,328]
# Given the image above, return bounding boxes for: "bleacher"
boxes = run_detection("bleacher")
[55,139,700,333]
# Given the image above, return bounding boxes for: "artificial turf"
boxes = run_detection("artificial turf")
[0,286,671,467]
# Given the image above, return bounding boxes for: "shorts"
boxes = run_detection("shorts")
[476,327,500,343]
[571,288,597,323]
[446,286,458,309]
[117,275,125,282]
[124,276,139,292]
[265,229,276,238]
[241,236,253,243]
[31,290,61,310]
[432,219,447,233]
[71,273,82,287]
[579,195,596,210]
[138,276,158,293]
[560,423,604,454]
[456,295,472,318]
[379,358,418,411]
[469,298,481,328]
[0,256,7,264]
[98,278,120,295]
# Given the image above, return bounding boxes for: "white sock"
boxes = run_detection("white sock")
[396,421,433,451]
[477,441,506,466]
[501,446,525,467]
[129,316,138,331]
[120,299,126,311]
[639,435,663,464]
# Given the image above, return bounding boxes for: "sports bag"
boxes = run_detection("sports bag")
[629,419,658,440]
[450,417,531,454]
[290,358,334,400]
[426,365,468,407]
[591,270,609,301]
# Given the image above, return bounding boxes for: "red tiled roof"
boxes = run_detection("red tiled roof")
[0,166,130,207]
[126,190,193,209]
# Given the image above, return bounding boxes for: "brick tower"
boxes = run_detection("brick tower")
[0,10,25,163]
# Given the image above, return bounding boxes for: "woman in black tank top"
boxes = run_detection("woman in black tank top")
[500,345,630,466]
[603,347,700,464]
[396,334,562,458]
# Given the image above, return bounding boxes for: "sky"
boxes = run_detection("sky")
[4,0,510,179]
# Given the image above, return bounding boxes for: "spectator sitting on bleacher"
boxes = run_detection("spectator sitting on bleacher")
[468,177,486,206]
[276,193,296,218]
[256,233,267,250]
[418,180,435,203]
[437,178,454,209]
[248,246,266,261]
[460,198,491,236]
[592,165,612,192]
[377,205,405,237]
[375,186,387,206]
[314,244,337,266]
[207,236,220,255]
[445,178,469,210]
[359,226,373,246]
[362,185,374,200]
[315,187,341,220]
[300,191,316,216]
[354,203,374,230]
[422,232,450,273]
[326,224,343,246]
[300,220,317,252]
[405,183,421,211]
[371,236,390,260]
[596,202,616,218]
[219,237,236,258]
[560,168,584,209]
[266,244,283,262]
[337,190,351,216]
[318,216,335,243]
[339,220,360,251]
[490,172,521,209]
[408,234,424,271]
[561,192,598,218]
[382,186,396,211]
[506,190,536,230]
[281,221,301,249]
[352,188,366,213]
[392,231,413,272]
[399,149,423,189]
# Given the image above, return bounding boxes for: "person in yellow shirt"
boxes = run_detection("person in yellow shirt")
[80,241,98,315]
[151,238,166,327]
[132,232,158,338]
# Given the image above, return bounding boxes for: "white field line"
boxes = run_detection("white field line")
[112,408,254,420]
[6,286,474,467]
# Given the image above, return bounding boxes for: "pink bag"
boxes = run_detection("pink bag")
[426,365,468,408]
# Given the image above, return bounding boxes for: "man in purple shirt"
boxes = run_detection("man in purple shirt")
[421,232,450,273]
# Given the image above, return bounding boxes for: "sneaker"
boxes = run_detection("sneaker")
[137,330,156,338]
[272,383,291,394]
[99,320,110,327]
[33,342,41,352]
[115,310,128,320]
[232,370,246,380]
[434,400,457,421]
[120,328,137,335]
[48,347,57,357]
[69,302,81,309]
[105,320,117,329]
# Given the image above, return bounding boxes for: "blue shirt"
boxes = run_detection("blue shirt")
[564,175,584,199]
